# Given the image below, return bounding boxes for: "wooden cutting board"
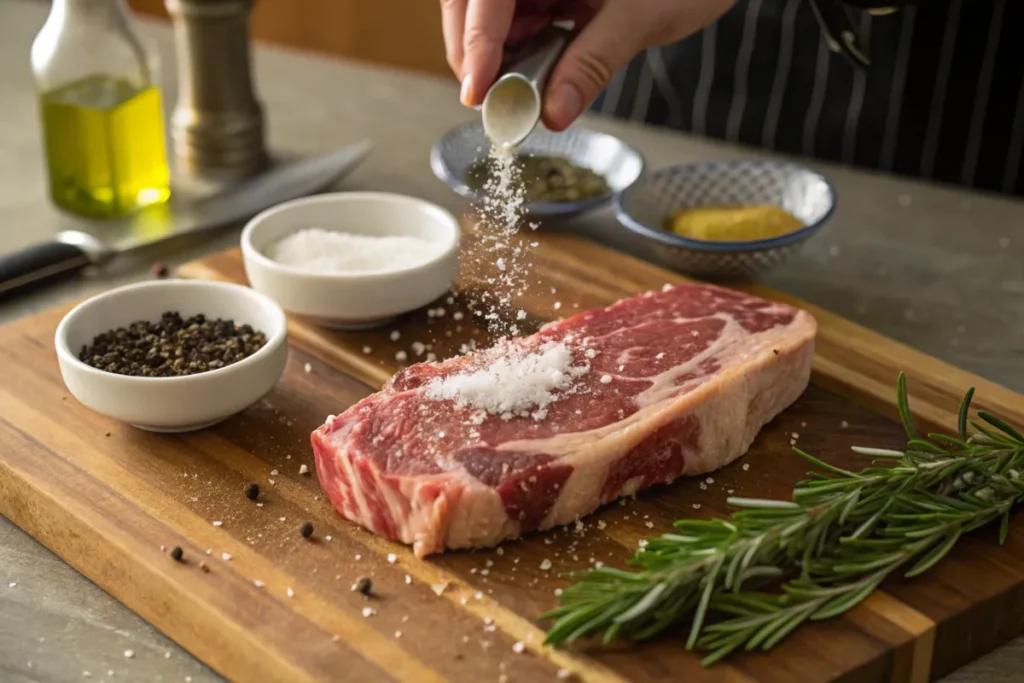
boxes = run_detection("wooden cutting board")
[2,229,1023,683]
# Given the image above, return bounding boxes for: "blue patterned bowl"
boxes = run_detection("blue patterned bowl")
[430,121,645,218]
[614,160,836,281]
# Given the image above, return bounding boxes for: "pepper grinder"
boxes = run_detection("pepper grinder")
[164,0,268,179]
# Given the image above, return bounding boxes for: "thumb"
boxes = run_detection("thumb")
[542,5,645,130]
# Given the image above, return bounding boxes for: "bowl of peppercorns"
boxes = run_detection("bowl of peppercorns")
[55,279,288,432]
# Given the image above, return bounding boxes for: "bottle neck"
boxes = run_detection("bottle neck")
[49,0,132,28]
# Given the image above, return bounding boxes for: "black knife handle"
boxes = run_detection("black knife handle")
[0,241,92,299]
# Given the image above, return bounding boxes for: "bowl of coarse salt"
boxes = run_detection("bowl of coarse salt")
[241,192,461,329]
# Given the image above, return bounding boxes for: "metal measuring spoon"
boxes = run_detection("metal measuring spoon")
[481,23,573,148]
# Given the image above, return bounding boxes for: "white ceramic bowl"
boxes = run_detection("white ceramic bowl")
[240,192,461,329]
[55,279,288,432]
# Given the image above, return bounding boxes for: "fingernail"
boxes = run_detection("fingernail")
[549,82,583,127]
[460,76,473,107]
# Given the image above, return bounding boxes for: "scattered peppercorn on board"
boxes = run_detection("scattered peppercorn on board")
[1,228,1024,683]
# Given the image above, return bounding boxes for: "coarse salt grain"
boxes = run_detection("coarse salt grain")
[512,641,526,654]
[600,375,612,384]
[286,587,295,598]
[124,650,134,659]
[299,464,309,475]
[390,330,401,341]
[254,580,265,588]
[540,559,552,571]
[396,351,408,362]
[222,553,232,561]
[268,228,442,274]
[303,362,312,373]
[387,553,397,563]
[742,463,750,471]
[212,520,223,527]
[362,346,372,354]
[362,607,376,618]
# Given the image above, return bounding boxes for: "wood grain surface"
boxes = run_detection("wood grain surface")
[125,0,450,77]
[1,230,1023,683]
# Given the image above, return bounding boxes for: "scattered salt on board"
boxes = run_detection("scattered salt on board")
[268,227,442,275]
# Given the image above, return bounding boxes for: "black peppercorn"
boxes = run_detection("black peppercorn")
[169,546,184,562]
[77,311,267,377]
[300,521,314,539]
[352,576,373,597]
[244,482,259,501]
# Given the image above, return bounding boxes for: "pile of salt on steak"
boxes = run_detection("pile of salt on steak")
[311,284,817,557]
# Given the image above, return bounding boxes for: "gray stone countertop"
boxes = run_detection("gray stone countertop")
[1,1,1021,681]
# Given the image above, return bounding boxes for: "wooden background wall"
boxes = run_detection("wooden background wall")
[126,0,452,79]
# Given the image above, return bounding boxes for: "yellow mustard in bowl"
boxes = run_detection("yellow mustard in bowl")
[666,204,803,242]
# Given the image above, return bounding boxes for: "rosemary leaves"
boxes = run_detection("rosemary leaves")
[543,373,1024,665]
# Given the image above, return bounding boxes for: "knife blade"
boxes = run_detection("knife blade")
[0,139,373,299]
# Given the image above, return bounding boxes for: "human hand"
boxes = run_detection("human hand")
[440,0,736,131]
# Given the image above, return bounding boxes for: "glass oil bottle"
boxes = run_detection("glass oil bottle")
[31,0,171,219]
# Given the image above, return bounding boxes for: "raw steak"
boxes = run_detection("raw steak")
[312,284,816,557]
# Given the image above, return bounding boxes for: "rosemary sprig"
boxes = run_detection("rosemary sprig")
[543,373,1024,665]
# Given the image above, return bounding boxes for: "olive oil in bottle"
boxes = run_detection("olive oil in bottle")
[40,75,170,219]
[31,0,171,219]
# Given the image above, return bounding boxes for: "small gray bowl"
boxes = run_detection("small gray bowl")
[430,121,645,218]
[613,159,836,281]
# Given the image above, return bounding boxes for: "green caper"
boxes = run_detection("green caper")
[465,153,611,203]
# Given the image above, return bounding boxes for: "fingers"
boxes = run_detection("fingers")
[440,0,468,81]
[461,0,516,106]
[542,3,644,131]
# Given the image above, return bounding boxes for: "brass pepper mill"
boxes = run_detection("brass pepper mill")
[164,0,268,179]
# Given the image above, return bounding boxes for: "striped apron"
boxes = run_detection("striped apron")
[592,0,1024,196]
